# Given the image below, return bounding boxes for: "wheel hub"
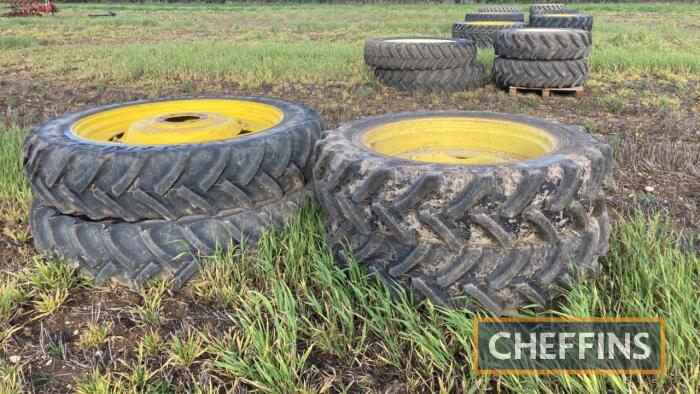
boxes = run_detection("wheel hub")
[122,112,245,144]
[361,116,556,165]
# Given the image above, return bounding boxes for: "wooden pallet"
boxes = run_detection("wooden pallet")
[508,85,584,99]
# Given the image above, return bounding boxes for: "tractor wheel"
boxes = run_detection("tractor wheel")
[529,14,593,31]
[364,38,477,70]
[374,63,485,92]
[493,57,589,88]
[465,12,524,23]
[30,189,307,289]
[529,4,566,15]
[23,96,323,222]
[313,112,612,314]
[479,6,522,13]
[495,28,591,60]
[452,21,527,48]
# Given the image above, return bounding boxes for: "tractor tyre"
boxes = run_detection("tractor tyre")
[364,38,477,70]
[529,14,593,31]
[374,63,485,92]
[465,12,525,23]
[23,96,323,222]
[30,189,307,289]
[312,111,613,314]
[479,6,522,13]
[495,28,591,60]
[493,57,589,88]
[529,4,566,15]
[452,22,527,48]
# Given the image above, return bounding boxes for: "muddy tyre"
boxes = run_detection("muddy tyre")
[313,112,613,314]
[452,22,527,48]
[529,14,593,31]
[479,6,522,13]
[364,38,477,70]
[23,96,323,222]
[464,12,524,23]
[30,189,307,289]
[529,4,566,15]
[375,63,485,92]
[495,28,591,60]
[493,57,588,88]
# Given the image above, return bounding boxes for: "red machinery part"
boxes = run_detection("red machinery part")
[1,0,58,17]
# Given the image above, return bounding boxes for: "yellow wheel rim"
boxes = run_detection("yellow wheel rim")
[361,117,557,165]
[465,21,519,26]
[71,99,284,145]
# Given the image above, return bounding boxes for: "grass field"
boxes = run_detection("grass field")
[1,2,699,393]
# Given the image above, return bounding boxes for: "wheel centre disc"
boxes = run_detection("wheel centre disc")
[361,117,557,165]
[122,112,244,144]
[70,99,285,145]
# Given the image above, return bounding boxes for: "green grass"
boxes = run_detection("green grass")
[1,3,699,86]
[1,3,699,392]
[0,125,31,216]
[31,204,691,393]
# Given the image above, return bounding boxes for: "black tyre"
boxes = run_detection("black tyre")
[529,4,565,15]
[374,63,485,92]
[529,14,593,31]
[23,96,323,222]
[464,12,524,23]
[495,28,591,60]
[363,38,477,70]
[452,22,527,48]
[493,57,588,88]
[313,111,612,314]
[30,189,307,289]
[479,6,522,13]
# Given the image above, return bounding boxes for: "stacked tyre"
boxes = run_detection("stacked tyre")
[365,38,485,92]
[313,111,612,315]
[452,21,527,49]
[24,96,323,288]
[465,6,524,23]
[529,3,567,16]
[493,28,591,89]
[529,12,593,33]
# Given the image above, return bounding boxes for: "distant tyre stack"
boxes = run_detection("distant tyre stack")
[452,21,527,48]
[365,38,485,91]
[493,28,591,89]
[465,6,524,23]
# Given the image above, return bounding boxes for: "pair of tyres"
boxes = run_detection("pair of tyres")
[493,28,591,89]
[313,111,613,315]
[25,96,323,288]
[364,38,485,92]
[452,21,527,49]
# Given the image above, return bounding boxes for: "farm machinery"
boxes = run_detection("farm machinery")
[1,0,58,17]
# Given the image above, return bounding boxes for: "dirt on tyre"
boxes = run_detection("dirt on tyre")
[364,38,477,70]
[23,96,323,222]
[313,111,612,314]
[495,28,591,60]
[30,189,308,289]
[493,57,588,88]
[374,63,485,91]
[529,13,593,31]
[464,12,524,23]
